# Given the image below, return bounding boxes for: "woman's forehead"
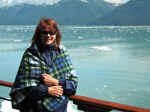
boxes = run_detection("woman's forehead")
[42,25,55,31]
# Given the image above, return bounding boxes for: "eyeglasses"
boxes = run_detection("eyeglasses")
[40,31,56,35]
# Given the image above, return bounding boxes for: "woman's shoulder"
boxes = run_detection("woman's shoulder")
[24,44,38,55]
[21,45,36,58]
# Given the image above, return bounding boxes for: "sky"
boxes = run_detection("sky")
[0,0,130,7]
[0,0,61,7]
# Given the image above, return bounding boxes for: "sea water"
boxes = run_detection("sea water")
[0,25,150,111]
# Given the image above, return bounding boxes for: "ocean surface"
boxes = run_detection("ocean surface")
[0,25,150,111]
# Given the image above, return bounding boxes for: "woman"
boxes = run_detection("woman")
[10,18,78,112]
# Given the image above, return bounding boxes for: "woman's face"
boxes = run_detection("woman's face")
[40,30,56,46]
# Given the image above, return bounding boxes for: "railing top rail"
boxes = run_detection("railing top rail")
[70,95,150,112]
[0,80,13,87]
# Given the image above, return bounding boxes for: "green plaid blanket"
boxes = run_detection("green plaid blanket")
[10,44,78,111]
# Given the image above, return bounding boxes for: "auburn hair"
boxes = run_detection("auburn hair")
[31,18,62,49]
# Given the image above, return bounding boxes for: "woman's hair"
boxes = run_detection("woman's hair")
[31,18,62,49]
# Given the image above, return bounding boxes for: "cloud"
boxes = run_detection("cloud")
[80,0,88,3]
[0,0,61,7]
[104,0,129,4]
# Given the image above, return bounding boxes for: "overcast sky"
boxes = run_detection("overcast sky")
[0,0,61,7]
[0,0,130,7]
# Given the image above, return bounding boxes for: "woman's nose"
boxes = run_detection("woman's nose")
[48,34,51,37]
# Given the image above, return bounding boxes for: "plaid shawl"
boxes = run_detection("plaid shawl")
[10,44,78,111]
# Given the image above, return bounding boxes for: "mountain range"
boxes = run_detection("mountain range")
[0,0,150,25]
[0,0,114,25]
[92,0,150,25]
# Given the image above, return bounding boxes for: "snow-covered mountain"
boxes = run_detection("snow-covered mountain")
[92,0,150,25]
[0,0,115,25]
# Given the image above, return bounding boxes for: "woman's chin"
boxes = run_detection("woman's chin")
[45,41,53,45]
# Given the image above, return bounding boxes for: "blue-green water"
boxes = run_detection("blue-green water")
[0,25,150,110]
